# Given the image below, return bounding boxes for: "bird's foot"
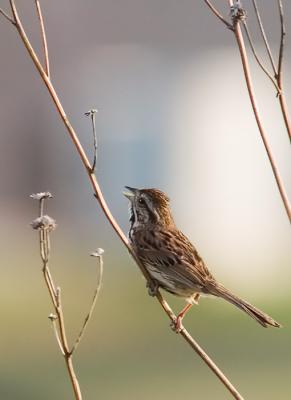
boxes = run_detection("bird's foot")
[146,280,159,297]
[192,293,200,305]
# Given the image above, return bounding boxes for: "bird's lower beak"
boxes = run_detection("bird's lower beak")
[123,186,138,200]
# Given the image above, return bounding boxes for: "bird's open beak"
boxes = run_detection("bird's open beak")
[123,186,138,200]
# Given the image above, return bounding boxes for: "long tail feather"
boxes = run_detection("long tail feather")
[208,283,281,328]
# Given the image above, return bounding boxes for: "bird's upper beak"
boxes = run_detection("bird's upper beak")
[123,186,138,200]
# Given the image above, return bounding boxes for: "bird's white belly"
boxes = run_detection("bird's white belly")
[145,263,203,299]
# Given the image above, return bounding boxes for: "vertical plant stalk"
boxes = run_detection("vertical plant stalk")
[229,1,291,222]
[34,0,50,78]
[3,2,245,399]
[251,0,277,74]
[251,0,291,141]
[31,193,83,400]
[276,0,291,142]
[204,0,291,222]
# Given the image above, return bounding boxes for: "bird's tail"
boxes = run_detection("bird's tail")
[208,283,281,328]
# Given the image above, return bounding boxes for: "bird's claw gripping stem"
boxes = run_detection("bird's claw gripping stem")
[146,280,159,297]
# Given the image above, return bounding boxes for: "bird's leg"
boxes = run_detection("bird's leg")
[193,293,201,304]
[146,279,159,297]
[172,303,193,333]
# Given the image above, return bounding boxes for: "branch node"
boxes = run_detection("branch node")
[230,1,247,24]
[0,7,15,24]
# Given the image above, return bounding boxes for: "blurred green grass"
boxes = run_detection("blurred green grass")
[1,244,290,400]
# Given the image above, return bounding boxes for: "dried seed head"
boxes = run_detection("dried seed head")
[85,109,98,117]
[91,248,104,257]
[230,1,246,22]
[30,192,53,200]
[48,313,57,321]
[31,215,57,231]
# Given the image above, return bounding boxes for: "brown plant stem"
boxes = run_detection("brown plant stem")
[276,0,291,142]
[229,1,291,222]
[0,6,15,24]
[7,1,244,399]
[34,0,50,78]
[70,251,103,355]
[203,0,233,30]
[251,0,277,74]
[204,0,291,221]
[251,0,291,141]
[242,21,280,93]
[36,198,82,400]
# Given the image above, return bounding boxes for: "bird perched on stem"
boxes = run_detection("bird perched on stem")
[124,187,281,332]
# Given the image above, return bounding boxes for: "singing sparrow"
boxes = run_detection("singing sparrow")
[124,187,281,331]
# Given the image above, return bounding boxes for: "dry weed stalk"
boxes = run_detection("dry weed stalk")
[204,0,291,222]
[30,192,103,400]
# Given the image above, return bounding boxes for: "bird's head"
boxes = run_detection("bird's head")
[123,187,174,228]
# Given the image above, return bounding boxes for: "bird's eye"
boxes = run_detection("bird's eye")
[138,198,145,205]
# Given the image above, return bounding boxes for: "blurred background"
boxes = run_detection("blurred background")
[0,0,290,399]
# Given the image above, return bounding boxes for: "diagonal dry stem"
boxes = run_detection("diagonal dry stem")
[203,0,233,30]
[0,6,15,24]
[6,1,244,399]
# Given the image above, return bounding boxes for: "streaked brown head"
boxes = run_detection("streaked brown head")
[123,187,174,228]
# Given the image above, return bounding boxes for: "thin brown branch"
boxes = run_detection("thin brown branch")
[7,2,245,399]
[251,0,277,75]
[276,0,291,142]
[242,21,280,93]
[85,109,98,173]
[49,314,66,356]
[70,250,104,355]
[0,7,15,24]
[228,0,291,222]
[34,0,50,78]
[277,0,285,79]
[203,0,234,30]
[251,0,291,141]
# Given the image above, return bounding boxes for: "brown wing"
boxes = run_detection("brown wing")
[132,227,215,291]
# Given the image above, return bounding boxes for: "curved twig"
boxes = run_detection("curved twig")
[242,21,280,93]
[251,0,277,75]
[0,7,15,24]
[85,109,98,173]
[70,250,104,355]
[203,0,234,31]
[6,1,244,399]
